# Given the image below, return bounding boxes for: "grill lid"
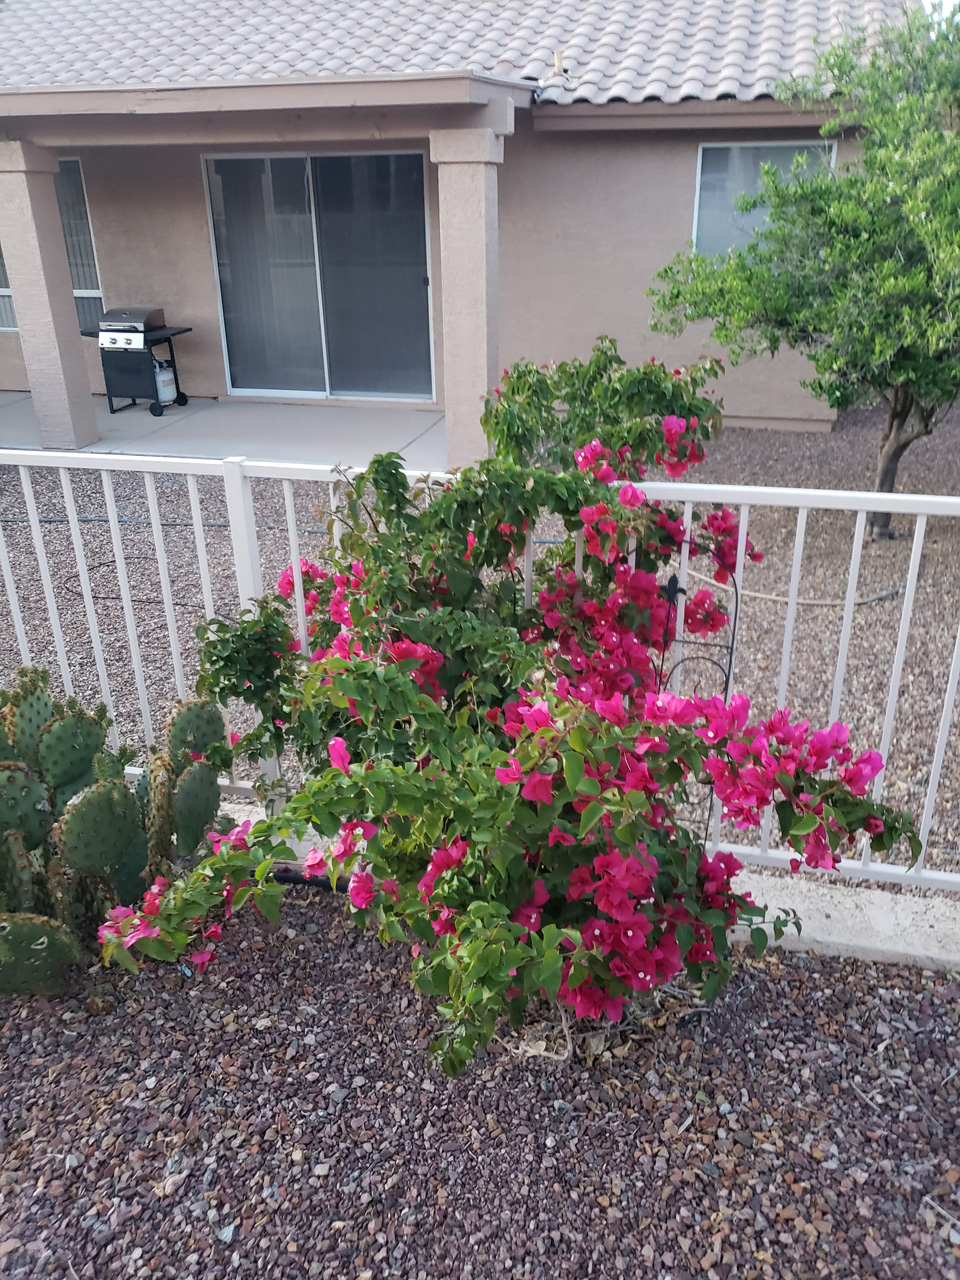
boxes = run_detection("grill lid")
[100,306,165,332]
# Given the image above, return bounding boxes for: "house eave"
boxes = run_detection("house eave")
[0,70,535,118]
[533,98,830,132]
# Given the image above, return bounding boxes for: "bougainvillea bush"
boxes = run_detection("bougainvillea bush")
[100,339,921,1074]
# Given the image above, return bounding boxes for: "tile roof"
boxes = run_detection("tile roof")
[0,0,902,104]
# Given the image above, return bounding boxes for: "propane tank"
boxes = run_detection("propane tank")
[153,359,177,405]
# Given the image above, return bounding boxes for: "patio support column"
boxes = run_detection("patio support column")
[0,141,98,449]
[429,128,503,470]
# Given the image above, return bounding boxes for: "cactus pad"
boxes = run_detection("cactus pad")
[37,713,107,789]
[166,701,225,774]
[145,754,175,874]
[53,780,141,877]
[110,830,150,907]
[0,764,54,850]
[0,913,80,996]
[173,761,220,859]
[3,669,53,769]
[0,831,34,913]
[54,769,96,816]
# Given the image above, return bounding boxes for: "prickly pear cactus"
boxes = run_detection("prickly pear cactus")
[0,831,34,913]
[166,701,225,775]
[0,913,80,996]
[94,746,135,783]
[173,761,220,859]
[0,764,54,851]
[2,668,53,770]
[37,712,106,791]
[145,754,175,876]
[53,780,141,878]
[53,770,96,817]
[110,830,150,908]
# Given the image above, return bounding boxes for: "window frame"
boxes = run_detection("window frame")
[201,148,437,403]
[0,156,103,333]
[56,157,105,329]
[691,139,838,257]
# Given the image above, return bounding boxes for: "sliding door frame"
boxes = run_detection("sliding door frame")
[202,148,436,403]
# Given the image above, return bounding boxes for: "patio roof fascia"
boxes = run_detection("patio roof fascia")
[0,69,536,119]
[532,98,831,133]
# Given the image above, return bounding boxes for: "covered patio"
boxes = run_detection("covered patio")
[0,389,447,469]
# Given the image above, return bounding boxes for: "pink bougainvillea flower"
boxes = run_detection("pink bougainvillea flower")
[863,815,885,836]
[495,757,524,786]
[418,836,469,901]
[229,731,241,746]
[381,878,401,902]
[618,482,644,509]
[209,821,252,856]
[464,531,477,562]
[431,905,458,937]
[328,736,351,773]
[203,923,222,943]
[97,904,135,944]
[189,948,215,973]
[594,693,628,726]
[521,771,554,806]
[141,876,168,917]
[548,826,576,847]
[348,870,377,910]
[303,846,327,879]
[839,750,883,796]
[123,916,161,949]
[518,699,554,733]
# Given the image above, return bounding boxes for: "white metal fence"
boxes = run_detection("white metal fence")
[2,448,960,890]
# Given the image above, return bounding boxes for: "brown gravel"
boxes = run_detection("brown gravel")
[0,890,958,1280]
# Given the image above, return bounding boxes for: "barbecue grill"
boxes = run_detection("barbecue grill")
[83,307,192,416]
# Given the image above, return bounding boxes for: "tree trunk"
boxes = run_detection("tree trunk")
[870,388,923,537]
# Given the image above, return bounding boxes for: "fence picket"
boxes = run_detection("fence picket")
[143,472,186,701]
[101,469,154,745]
[19,466,73,696]
[59,468,117,744]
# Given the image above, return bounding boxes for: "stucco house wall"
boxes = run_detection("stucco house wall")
[0,114,832,432]
[499,114,832,430]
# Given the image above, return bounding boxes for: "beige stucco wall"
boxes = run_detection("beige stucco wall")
[499,116,833,430]
[0,139,446,408]
[0,110,832,433]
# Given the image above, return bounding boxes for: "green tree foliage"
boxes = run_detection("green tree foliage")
[650,4,960,532]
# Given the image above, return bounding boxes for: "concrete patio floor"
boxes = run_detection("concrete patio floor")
[0,390,448,470]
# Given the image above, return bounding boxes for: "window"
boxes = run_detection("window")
[0,157,103,332]
[0,252,14,331]
[694,142,832,258]
[205,152,432,398]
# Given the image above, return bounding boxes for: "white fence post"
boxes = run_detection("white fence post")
[221,456,281,790]
[222,457,264,607]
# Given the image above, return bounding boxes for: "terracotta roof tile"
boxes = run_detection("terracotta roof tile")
[0,0,902,102]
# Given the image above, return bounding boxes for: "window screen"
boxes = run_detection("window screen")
[695,144,830,258]
[0,159,103,332]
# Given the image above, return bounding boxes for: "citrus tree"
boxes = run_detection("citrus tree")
[650,5,960,534]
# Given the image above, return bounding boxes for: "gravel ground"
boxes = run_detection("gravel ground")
[3,405,960,867]
[0,890,958,1280]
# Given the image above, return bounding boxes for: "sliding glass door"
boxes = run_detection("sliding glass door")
[206,152,432,398]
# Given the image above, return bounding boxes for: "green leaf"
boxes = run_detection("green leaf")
[790,814,821,838]
[578,802,605,837]
[750,927,768,957]
[562,751,585,792]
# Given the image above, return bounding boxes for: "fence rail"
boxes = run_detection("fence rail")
[2,448,960,890]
